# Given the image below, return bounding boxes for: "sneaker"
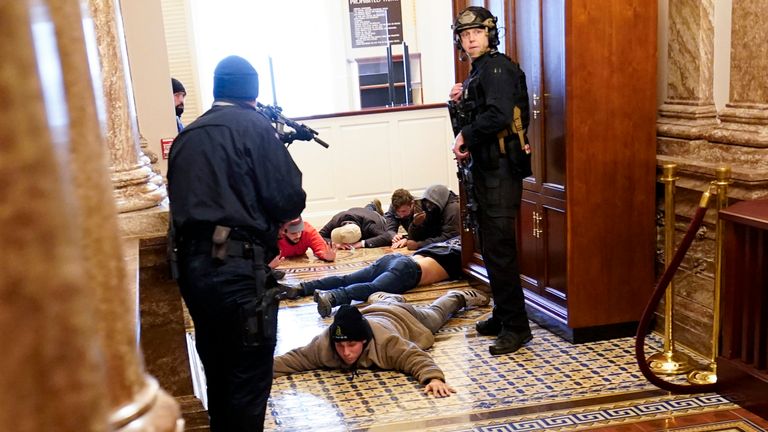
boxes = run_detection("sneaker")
[489,330,533,356]
[368,291,405,303]
[314,290,334,318]
[449,289,490,309]
[475,317,502,336]
[371,198,384,215]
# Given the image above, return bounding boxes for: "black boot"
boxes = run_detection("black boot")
[314,290,334,317]
[278,282,305,300]
[475,316,502,336]
[489,329,533,356]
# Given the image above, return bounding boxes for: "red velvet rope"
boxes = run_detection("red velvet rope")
[634,202,719,393]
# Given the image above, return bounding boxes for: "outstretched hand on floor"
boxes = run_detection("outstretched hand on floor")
[424,379,456,398]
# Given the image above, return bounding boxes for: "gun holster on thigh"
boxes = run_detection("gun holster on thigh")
[237,289,279,347]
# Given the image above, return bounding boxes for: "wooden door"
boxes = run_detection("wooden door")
[513,0,567,304]
[515,0,543,193]
[540,196,567,305]
[519,191,542,293]
[541,0,566,200]
[519,192,567,308]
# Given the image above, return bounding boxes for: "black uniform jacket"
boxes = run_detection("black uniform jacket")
[459,52,531,217]
[168,103,306,249]
[460,51,531,179]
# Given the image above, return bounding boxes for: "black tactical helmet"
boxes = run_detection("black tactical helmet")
[452,6,499,50]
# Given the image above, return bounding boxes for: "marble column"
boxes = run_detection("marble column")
[0,4,107,430]
[52,1,182,430]
[0,0,181,430]
[56,0,183,431]
[657,0,719,139]
[707,0,768,146]
[87,0,166,213]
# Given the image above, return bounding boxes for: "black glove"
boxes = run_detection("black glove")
[291,126,314,142]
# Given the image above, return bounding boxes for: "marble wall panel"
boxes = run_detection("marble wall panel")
[666,0,715,104]
[728,1,768,105]
[658,0,718,139]
[707,0,768,146]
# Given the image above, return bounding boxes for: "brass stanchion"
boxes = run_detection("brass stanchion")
[647,163,693,375]
[687,166,731,385]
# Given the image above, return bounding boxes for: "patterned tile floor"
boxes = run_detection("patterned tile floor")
[198,246,768,431]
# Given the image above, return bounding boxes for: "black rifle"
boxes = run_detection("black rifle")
[448,100,479,233]
[257,102,330,148]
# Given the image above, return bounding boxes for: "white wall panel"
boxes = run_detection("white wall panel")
[287,128,336,203]
[396,116,454,190]
[337,122,393,199]
[290,107,459,228]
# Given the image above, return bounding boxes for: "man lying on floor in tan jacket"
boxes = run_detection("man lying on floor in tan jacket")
[273,289,489,397]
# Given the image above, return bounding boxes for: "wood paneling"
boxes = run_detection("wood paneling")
[565,0,657,328]
[718,199,768,419]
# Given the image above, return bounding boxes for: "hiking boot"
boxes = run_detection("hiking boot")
[278,282,304,300]
[371,198,384,215]
[475,317,502,336]
[314,290,335,318]
[448,289,490,309]
[368,291,405,303]
[489,329,533,356]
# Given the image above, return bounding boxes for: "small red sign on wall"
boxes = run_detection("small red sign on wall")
[161,138,174,159]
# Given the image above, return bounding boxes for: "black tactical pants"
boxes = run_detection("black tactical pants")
[475,158,531,334]
[177,239,275,432]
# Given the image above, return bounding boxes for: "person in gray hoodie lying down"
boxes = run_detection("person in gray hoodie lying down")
[405,184,461,250]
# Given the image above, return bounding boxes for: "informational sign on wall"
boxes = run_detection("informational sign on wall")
[161,138,174,160]
[348,0,402,48]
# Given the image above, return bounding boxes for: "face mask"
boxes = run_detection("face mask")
[175,104,184,117]
[423,201,441,221]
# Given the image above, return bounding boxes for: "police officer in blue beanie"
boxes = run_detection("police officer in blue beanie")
[168,55,306,431]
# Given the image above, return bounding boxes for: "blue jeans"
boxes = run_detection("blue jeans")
[302,254,421,305]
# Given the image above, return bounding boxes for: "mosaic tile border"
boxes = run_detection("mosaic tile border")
[669,420,766,432]
[385,394,736,432]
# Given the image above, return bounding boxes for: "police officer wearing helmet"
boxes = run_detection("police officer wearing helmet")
[449,6,533,356]
[168,55,306,431]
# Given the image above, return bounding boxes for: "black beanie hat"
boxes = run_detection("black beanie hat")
[329,305,373,343]
[171,78,186,95]
[213,55,259,100]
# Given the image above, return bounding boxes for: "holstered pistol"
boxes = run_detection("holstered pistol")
[211,225,231,261]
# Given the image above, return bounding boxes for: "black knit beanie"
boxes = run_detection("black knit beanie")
[171,78,185,95]
[213,55,259,100]
[329,305,373,343]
